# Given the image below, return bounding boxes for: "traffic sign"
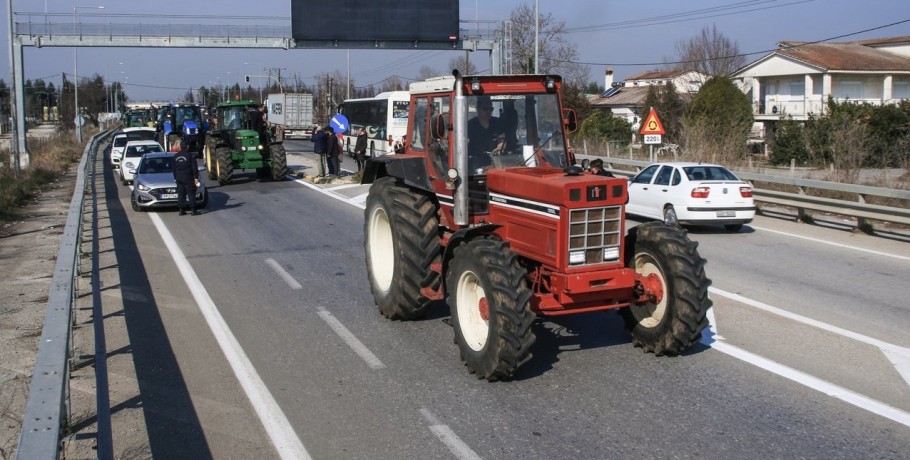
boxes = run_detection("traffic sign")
[639,108,665,135]
[329,113,349,134]
[643,134,662,144]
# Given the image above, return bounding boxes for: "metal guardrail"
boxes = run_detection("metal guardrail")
[16,129,115,459]
[597,156,910,230]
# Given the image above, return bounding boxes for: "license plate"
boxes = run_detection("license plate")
[716,210,735,217]
[161,193,177,199]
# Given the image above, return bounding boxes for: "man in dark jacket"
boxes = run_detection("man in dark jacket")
[311,127,328,177]
[354,127,367,172]
[325,126,340,176]
[172,140,200,215]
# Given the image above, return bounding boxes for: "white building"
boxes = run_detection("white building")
[733,35,910,140]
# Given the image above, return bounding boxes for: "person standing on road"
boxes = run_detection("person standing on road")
[325,126,341,176]
[172,140,200,216]
[354,127,368,172]
[312,126,328,177]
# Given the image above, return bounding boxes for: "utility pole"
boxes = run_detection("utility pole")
[7,0,20,175]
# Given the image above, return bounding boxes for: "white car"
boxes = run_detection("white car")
[109,127,157,169]
[119,140,165,185]
[626,162,756,232]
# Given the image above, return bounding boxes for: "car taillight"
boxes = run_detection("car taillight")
[691,187,710,198]
[740,187,753,198]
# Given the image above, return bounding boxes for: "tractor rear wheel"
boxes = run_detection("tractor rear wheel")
[269,144,288,181]
[621,222,710,356]
[447,238,535,381]
[216,147,233,185]
[363,176,441,320]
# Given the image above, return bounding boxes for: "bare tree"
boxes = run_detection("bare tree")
[673,24,745,77]
[501,2,589,85]
[416,65,440,81]
[448,55,478,75]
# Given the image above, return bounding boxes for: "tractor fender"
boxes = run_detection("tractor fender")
[440,223,502,294]
[361,155,433,193]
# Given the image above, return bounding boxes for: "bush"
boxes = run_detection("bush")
[769,116,808,165]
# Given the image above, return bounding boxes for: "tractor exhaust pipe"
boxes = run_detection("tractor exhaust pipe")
[453,69,469,226]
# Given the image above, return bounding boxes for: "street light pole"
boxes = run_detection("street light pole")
[73,4,104,144]
[7,0,20,176]
[534,0,539,74]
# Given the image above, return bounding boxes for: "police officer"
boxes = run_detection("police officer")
[172,139,200,215]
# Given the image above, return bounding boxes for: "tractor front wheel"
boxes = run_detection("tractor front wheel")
[447,238,535,381]
[363,176,441,320]
[216,147,233,185]
[621,222,710,356]
[269,144,288,181]
[204,139,218,180]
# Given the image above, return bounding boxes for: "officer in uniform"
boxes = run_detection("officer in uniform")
[172,140,200,215]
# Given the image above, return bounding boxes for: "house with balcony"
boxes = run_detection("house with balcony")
[733,35,910,141]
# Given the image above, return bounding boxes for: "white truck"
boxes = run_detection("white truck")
[265,93,315,140]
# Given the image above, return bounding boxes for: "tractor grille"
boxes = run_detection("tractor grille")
[568,206,622,265]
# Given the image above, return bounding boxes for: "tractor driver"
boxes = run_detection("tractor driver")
[467,96,505,173]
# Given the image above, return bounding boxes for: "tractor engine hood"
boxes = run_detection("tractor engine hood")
[486,167,628,209]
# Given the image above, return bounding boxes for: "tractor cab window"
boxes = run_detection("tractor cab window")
[427,96,450,178]
[175,106,202,125]
[219,107,248,130]
[465,93,566,175]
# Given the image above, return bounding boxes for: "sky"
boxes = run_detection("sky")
[3,0,910,102]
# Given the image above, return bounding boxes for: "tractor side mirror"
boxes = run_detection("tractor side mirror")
[431,113,450,139]
[563,109,578,134]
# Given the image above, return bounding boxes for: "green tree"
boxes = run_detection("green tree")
[638,81,686,144]
[866,103,910,168]
[769,116,807,165]
[686,76,752,143]
[578,110,632,144]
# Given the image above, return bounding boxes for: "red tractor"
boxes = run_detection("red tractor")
[361,72,710,380]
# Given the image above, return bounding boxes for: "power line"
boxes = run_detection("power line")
[566,0,815,33]
[554,18,910,67]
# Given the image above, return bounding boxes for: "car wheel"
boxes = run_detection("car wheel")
[130,192,142,212]
[663,206,679,227]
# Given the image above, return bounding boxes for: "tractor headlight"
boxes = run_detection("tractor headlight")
[569,250,585,265]
[258,144,263,150]
[603,247,620,261]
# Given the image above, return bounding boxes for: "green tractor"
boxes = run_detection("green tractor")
[203,100,288,185]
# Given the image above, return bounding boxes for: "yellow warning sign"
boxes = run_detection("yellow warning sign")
[639,108,666,135]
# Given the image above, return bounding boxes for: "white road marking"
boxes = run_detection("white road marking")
[149,214,311,460]
[707,339,910,428]
[325,183,363,191]
[293,177,367,209]
[419,408,483,460]
[710,286,910,386]
[704,287,910,427]
[264,258,303,290]
[751,225,910,261]
[316,307,385,369]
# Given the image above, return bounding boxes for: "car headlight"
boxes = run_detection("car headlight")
[124,161,135,169]
[136,183,150,191]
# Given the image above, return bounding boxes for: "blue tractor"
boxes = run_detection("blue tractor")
[157,103,208,157]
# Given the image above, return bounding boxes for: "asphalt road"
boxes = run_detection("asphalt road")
[108,139,910,459]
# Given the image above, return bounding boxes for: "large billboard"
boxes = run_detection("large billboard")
[291,0,459,46]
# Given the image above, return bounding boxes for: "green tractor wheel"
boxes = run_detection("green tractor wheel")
[269,144,288,181]
[216,147,233,185]
[204,140,218,180]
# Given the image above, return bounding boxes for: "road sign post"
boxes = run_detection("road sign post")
[639,108,666,162]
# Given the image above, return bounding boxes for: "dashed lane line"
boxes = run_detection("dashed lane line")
[316,306,385,370]
[420,408,483,460]
[264,258,303,290]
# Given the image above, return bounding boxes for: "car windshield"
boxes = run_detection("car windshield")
[138,157,174,174]
[113,136,128,148]
[465,93,567,174]
[682,166,739,181]
[125,144,163,157]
